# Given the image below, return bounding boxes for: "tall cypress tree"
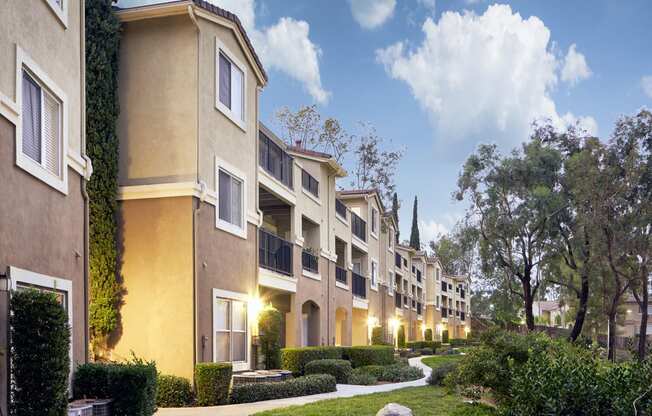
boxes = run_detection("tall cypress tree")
[409,196,420,250]
[86,1,122,352]
[391,192,399,243]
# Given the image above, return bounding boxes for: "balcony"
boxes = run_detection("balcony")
[259,229,293,276]
[302,249,319,274]
[395,253,402,268]
[301,169,319,198]
[461,289,465,299]
[461,312,466,321]
[442,308,448,318]
[336,266,348,285]
[335,199,347,219]
[259,131,293,189]
[416,269,422,283]
[411,299,416,309]
[403,295,408,307]
[417,302,422,315]
[351,212,366,242]
[441,281,447,292]
[352,272,366,298]
[395,294,402,308]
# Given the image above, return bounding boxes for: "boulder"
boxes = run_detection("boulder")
[376,403,413,416]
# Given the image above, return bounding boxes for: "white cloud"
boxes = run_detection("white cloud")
[116,0,330,103]
[349,0,397,29]
[417,0,436,12]
[376,4,595,150]
[561,44,592,86]
[642,76,652,99]
[420,219,449,244]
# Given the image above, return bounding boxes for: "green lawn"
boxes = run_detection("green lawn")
[421,354,464,369]
[254,386,495,416]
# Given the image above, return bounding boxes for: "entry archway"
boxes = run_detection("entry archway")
[301,300,320,346]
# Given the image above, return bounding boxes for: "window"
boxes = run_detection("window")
[301,169,319,198]
[19,67,66,191]
[436,268,440,280]
[214,297,247,364]
[371,208,378,236]
[388,272,394,294]
[403,258,407,268]
[216,160,246,238]
[412,265,416,274]
[371,260,378,289]
[44,0,68,27]
[259,131,293,189]
[216,41,245,129]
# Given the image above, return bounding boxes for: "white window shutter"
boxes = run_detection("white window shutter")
[42,91,61,177]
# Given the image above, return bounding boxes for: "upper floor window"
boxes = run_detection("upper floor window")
[301,169,319,198]
[216,41,245,129]
[259,131,293,189]
[216,160,246,238]
[403,258,407,268]
[335,199,347,219]
[44,0,68,27]
[371,207,378,236]
[351,212,367,242]
[371,260,378,289]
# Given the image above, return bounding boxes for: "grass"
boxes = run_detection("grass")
[422,354,464,369]
[254,386,496,416]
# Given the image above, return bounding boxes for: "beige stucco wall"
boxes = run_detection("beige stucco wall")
[114,197,195,379]
[0,0,83,156]
[118,15,198,186]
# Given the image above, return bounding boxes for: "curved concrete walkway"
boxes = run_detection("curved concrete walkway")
[156,356,432,416]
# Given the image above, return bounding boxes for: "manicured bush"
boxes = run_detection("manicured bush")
[442,330,449,344]
[371,326,384,345]
[347,346,394,368]
[304,359,352,383]
[420,347,434,356]
[156,374,193,408]
[427,361,458,386]
[259,307,282,369]
[450,338,467,347]
[229,374,336,404]
[281,346,342,375]
[353,365,386,379]
[347,370,378,385]
[397,326,406,348]
[10,289,71,416]
[74,357,158,416]
[424,328,433,341]
[406,341,440,352]
[378,364,424,382]
[394,357,409,367]
[194,362,232,406]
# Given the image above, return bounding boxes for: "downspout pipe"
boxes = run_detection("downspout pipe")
[80,0,90,364]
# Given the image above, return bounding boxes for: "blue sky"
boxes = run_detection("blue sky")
[119,0,652,243]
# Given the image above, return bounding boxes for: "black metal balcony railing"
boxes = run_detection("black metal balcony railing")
[442,308,448,318]
[395,294,402,308]
[352,272,366,298]
[460,289,465,299]
[301,169,319,197]
[259,132,293,189]
[336,266,347,285]
[302,249,319,274]
[441,281,447,292]
[395,253,402,268]
[335,199,347,219]
[351,212,366,242]
[417,302,422,315]
[416,269,422,282]
[259,229,293,276]
[412,299,416,308]
[449,308,453,317]
[456,309,460,317]
[461,312,466,321]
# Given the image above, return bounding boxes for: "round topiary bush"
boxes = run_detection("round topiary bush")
[397,326,406,348]
[10,289,71,416]
[157,374,194,407]
[304,359,352,384]
[258,307,282,369]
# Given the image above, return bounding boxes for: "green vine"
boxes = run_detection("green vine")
[86,0,122,352]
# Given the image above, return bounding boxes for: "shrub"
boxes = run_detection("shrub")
[194,363,232,406]
[450,338,467,347]
[424,328,433,341]
[379,364,424,382]
[156,375,193,408]
[353,365,386,379]
[397,326,406,348]
[304,359,352,383]
[394,357,409,367]
[442,330,449,344]
[347,346,394,368]
[347,371,377,385]
[420,347,434,356]
[428,361,458,386]
[229,374,336,404]
[406,341,440,352]
[10,290,71,416]
[259,307,282,369]
[74,357,158,416]
[371,326,384,345]
[281,346,343,375]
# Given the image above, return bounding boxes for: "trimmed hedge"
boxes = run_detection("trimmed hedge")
[397,326,406,348]
[156,374,193,408]
[195,363,232,406]
[450,338,467,347]
[10,289,71,416]
[442,330,449,344]
[281,346,342,375]
[428,362,458,386]
[347,346,394,368]
[304,359,352,383]
[406,341,441,351]
[354,365,386,379]
[371,326,384,345]
[378,364,424,382]
[259,307,282,369]
[74,359,158,416]
[420,347,434,356]
[230,374,336,404]
[348,370,377,385]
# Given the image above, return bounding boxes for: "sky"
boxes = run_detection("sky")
[117,0,652,245]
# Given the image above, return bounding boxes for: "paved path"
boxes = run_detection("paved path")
[156,356,432,416]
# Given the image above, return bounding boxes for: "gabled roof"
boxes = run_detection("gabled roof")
[285,145,347,178]
[337,189,386,213]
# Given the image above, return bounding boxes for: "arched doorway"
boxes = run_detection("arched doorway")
[301,300,320,346]
[335,307,348,346]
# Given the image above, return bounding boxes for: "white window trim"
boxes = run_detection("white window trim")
[370,207,379,240]
[9,266,73,386]
[212,288,251,372]
[15,46,69,194]
[370,259,378,291]
[43,0,68,28]
[215,37,247,132]
[215,156,247,239]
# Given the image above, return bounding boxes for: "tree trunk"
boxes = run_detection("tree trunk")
[569,273,589,341]
[607,312,617,362]
[637,282,649,360]
[523,279,535,330]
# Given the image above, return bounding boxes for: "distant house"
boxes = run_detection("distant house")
[532,300,570,328]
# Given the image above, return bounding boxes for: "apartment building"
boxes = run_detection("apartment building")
[618,293,652,338]
[0,0,90,412]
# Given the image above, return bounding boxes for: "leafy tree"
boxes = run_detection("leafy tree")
[409,196,420,250]
[430,221,480,276]
[86,0,123,353]
[392,192,400,243]
[456,136,566,330]
[258,307,282,369]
